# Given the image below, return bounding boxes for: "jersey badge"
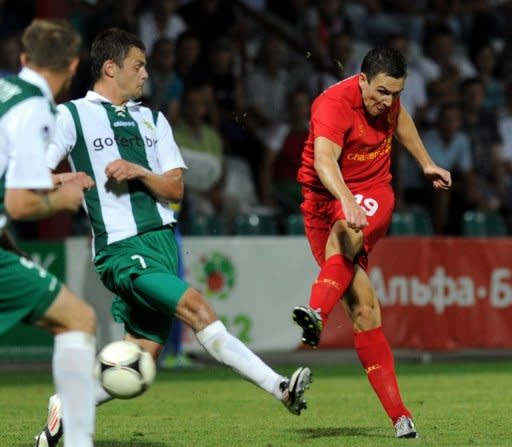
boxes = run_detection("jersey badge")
[111,105,127,117]
[143,120,155,132]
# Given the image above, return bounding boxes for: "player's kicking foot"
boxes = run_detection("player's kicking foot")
[394,416,419,439]
[280,366,312,415]
[34,394,63,447]
[292,306,323,347]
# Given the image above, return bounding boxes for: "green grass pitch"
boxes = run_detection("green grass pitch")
[2,360,512,446]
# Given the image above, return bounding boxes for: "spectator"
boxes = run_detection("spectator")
[205,37,245,124]
[268,0,310,28]
[305,31,368,98]
[496,82,512,211]
[145,38,184,121]
[0,0,30,38]
[174,30,205,88]
[173,87,225,222]
[178,0,238,58]
[421,76,461,128]
[497,1,512,81]
[174,86,259,231]
[245,35,290,139]
[259,89,310,214]
[417,25,476,84]
[459,77,505,214]
[197,37,265,201]
[386,33,427,121]
[423,0,466,41]
[471,44,506,112]
[139,0,187,51]
[401,103,475,234]
[85,0,141,46]
[301,0,352,69]
[363,0,424,46]
[0,34,20,77]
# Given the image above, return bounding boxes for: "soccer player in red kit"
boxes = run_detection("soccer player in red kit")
[292,47,451,439]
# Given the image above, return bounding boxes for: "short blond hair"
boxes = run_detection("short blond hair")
[21,19,81,71]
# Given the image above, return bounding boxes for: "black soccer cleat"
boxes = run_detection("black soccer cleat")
[292,306,323,348]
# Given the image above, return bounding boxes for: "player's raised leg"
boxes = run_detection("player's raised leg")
[139,280,313,415]
[293,220,362,347]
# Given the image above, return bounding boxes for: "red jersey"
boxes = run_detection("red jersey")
[297,75,400,196]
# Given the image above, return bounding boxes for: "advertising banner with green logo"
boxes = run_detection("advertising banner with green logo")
[0,241,65,362]
[181,236,315,352]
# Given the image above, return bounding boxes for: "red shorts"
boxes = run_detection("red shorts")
[300,184,395,270]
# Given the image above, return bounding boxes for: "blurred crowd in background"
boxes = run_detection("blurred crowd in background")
[2,0,512,238]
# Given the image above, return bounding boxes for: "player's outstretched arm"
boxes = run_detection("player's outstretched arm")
[394,105,451,191]
[394,105,433,168]
[5,182,83,221]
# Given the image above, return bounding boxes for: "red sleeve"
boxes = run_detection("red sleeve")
[310,95,352,148]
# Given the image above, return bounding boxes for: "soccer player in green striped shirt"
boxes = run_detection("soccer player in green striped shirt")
[38,28,312,446]
[0,19,97,447]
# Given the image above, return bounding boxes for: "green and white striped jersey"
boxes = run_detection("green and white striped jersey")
[47,91,187,256]
[0,68,55,230]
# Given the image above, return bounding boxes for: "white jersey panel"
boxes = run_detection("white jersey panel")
[3,96,54,189]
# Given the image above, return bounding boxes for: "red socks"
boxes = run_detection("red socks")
[309,254,354,325]
[354,327,411,423]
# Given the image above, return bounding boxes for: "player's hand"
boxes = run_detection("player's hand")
[105,159,146,183]
[54,172,95,190]
[340,195,368,231]
[52,182,84,212]
[423,164,452,191]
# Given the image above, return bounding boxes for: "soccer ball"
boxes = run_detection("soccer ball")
[96,340,156,399]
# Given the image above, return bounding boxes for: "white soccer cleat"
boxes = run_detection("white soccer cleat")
[394,415,419,439]
[280,366,312,415]
[34,394,63,447]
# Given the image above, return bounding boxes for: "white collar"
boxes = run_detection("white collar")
[18,67,54,103]
[85,90,141,108]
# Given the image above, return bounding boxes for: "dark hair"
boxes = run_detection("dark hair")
[150,37,174,57]
[437,102,460,122]
[175,30,201,49]
[22,19,80,71]
[360,47,407,82]
[90,28,145,81]
[459,77,483,92]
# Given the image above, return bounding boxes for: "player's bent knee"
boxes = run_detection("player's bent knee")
[330,221,364,258]
[351,303,380,331]
[41,286,96,335]
[176,287,217,331]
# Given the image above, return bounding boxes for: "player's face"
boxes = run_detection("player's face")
[359,72,404,117]
[115,46,148,101]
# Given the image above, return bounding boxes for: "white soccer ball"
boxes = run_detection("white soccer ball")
[96,340,156,399]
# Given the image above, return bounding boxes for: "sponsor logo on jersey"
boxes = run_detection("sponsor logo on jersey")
[92,135,157,151]
[113,121,136,127]
[346,134,392,162]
